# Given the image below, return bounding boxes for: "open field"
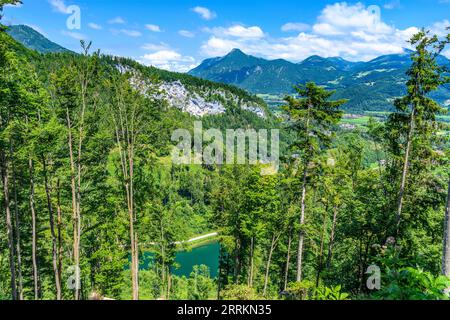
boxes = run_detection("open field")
[339,112,450,137]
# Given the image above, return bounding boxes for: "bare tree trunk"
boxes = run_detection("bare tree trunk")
[284,230,292,291]
[396,108,415,233]
[28,156,40,300]
[316,209,328,288]
[66,108,79,300]
[296,166,308,282]
[263,235,277,297]
[113,120,139,300]
[248,237,254,288]
[74,89,88,300]
[127,184,138,300]
[217,245,223,300]
[42,157,62,300]
[160,220,165,300]
[326,206,338,269]
[130,153,139,300]
[1,151,17,300]
[234,238,241,284]
[442,179,450,277]
[166,268,171,300]
[133,230,139,300]
[357,238,363,293]
[10,144,23,300]
[112,86,141,300]
[374,142,388,202]
[56,178,63,298]
[296,103,312,283]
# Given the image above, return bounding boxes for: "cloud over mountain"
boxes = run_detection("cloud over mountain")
[199,3,428,62]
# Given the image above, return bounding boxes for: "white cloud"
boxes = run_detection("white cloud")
[143,50,184,61]
[5,2,23,8]
[192,6,216,20]
[49,0,68,13]
[119,29,142,37]
[142,42,170,51]
[224,25,264,39]
[430,20,450,58]
[430,20,450,37]
[281,22,310,32]
[200,2,422,62]
[204,25,265,40]
[61,30,86,40]
[443,48,450,59]
[201,37,240,56]
[140,50,197,72]
[141,43,198,72]
[179,30,195,38]
[88,22,102,30]
[145,24,162,32]
[384,0,401,10]
[108,17,126,25]
[312,2,392,36]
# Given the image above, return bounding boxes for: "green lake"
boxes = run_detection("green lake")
[139,241,220,278]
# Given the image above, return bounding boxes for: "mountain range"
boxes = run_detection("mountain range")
[4,24,268,120]
[189,48,450,112]
[6,24,450,113]
[6,25,71,54]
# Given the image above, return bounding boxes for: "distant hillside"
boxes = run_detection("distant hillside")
[4,25,269,120]
[189,49,450,112]
[6,25,70,54]
[106,55,269,118]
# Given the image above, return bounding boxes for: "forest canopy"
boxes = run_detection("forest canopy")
[1,1,450,301]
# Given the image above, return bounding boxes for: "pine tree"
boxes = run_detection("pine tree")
[283,82,345,282]
[443,179,450,277]
[390,29,450,233]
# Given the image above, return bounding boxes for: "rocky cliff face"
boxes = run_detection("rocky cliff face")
[119,64,267,118]
[158,81,267,118]
[158,81,226,117]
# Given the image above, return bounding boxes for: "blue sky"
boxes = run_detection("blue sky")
[3,0,450,72]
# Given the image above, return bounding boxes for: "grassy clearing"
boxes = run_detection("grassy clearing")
[341,116,372,126]
[179,234,220,252]
[340,112,450,129]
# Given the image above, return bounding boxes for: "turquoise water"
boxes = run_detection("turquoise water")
[139,241,220,278]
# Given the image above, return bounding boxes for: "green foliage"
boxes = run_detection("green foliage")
[221,284,259,300]
[285,281,349,300]
[285,281,315,300]
[1,15,450,302]
[6,25,70,54]
[187,265,216,300]
[313,285,350,300]
[283,82,346,157]
[0,1,21,22]
[375,267,450,300]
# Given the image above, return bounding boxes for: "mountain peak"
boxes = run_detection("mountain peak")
[301,55,327,63]
[227,48,247,57]
[6,24,71,54]
[402,48,415,54]
[187,48,450,112]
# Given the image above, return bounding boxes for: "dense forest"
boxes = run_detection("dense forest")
[1,0,450,301]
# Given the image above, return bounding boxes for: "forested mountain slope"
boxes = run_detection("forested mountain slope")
[189,48,450,112]
[6,25,269,120]
[6,24,71,54]
[2,18,450,303]
[0,27,283,300]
